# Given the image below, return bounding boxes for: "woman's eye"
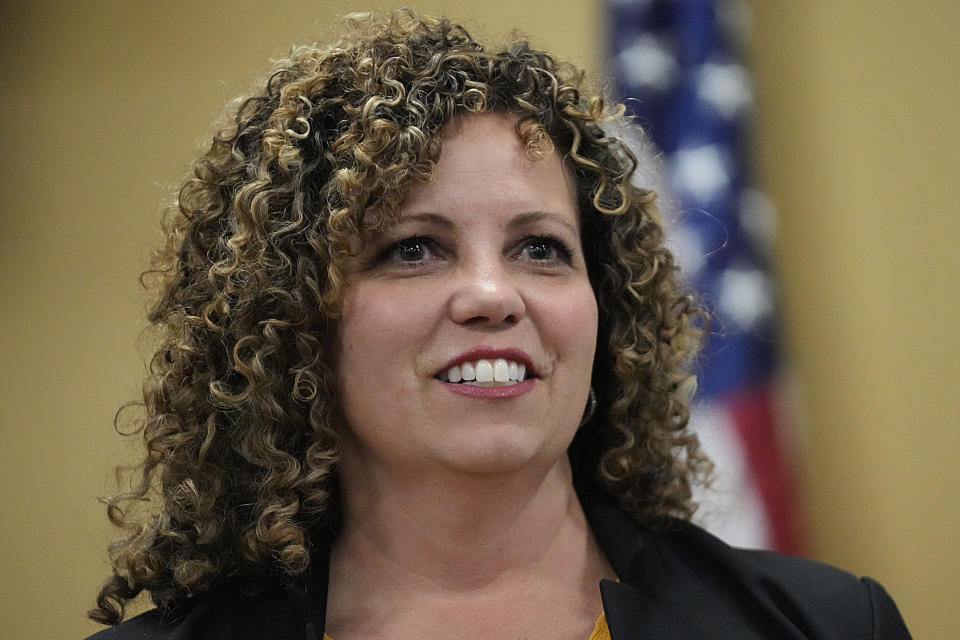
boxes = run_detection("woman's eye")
[395,238,427,261]
[377,235,440,266]
[518,235,574,264]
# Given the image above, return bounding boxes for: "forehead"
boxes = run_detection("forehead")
[399,113,579,228]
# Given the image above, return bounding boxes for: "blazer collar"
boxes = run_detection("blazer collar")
[575,476,698,640]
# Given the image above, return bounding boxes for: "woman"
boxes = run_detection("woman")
[87,11,911,639]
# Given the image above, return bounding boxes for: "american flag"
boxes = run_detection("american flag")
[608,0,801,553]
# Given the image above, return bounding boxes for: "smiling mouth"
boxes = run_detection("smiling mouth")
[435,358,528,386]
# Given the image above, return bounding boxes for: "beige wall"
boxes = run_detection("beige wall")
[749,3,960,638]
[0,1,954,638]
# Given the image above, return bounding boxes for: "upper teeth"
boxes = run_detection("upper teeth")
[441,359,527,384]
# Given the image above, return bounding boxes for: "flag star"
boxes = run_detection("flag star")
[696,62,753,119]
[717,268,773,330]
[670,144,731,204]
[616,34,677,91]
[739,188,778,254]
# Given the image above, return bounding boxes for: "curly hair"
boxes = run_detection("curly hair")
[90,9,710,626]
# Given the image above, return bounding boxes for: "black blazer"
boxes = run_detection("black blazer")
[86,482,912,639]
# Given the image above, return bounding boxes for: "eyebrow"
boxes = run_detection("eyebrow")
[398,210,579,235]
[507,211,580,235]
[396,212,455,228]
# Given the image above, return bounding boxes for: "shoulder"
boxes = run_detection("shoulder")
[579,485,911,639]
[626,520,912,639]
[83,608,178,640]
[739,547,910,638]
[81,585,316,640]
[659,520,871,601]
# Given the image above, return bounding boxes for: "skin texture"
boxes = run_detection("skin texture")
[330,113,610,640]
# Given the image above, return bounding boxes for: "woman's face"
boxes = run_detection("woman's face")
[336,113,598,477]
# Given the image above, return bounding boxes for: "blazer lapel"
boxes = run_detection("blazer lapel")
[577,476,759,640]
[577,479,813,640]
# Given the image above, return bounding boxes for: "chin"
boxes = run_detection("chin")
[436,425,572,476]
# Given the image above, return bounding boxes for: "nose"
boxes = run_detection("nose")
[449,261,525,328]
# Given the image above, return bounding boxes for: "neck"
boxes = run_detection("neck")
[330,453,598,593]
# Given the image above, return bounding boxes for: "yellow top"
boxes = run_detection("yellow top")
[322,611,611,640]
[589,612,613,640]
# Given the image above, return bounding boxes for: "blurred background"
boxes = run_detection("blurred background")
[0,1,956,638]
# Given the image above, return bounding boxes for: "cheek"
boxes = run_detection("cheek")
[339,287,389,374]
[577,299,599,370]
[336,283,437,442]
[337,283,434,374]
[549,285,599,360]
